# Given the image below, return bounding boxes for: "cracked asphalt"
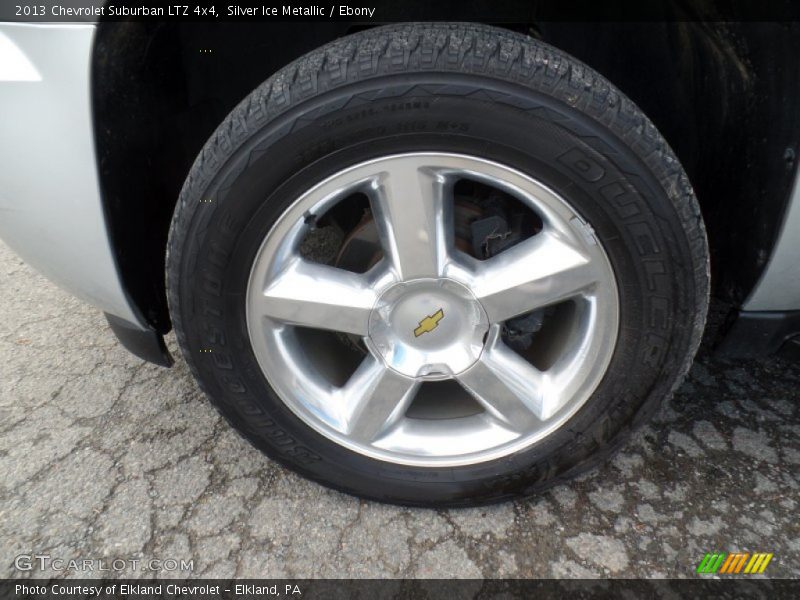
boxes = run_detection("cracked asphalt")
[1,238,798,579]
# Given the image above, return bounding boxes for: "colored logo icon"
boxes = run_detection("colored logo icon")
[414,308,444,337]
[696,552,773,574]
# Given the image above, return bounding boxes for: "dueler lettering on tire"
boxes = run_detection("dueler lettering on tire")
[166,23,709,506]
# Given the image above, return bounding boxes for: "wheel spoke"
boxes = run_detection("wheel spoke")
[339,356,419,443]
[369,157,451,279]
[457,328,564,427]
[464,229,598,323]
[255,257,376,335]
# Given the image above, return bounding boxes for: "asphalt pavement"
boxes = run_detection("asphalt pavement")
[0,239,798,579]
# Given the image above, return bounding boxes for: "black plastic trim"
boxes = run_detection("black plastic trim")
[105,313,174,367]
[717,310,800,357]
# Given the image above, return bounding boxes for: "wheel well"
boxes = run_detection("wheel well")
[92,19,800,332]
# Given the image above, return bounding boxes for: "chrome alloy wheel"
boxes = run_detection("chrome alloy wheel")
[246,153,619,467]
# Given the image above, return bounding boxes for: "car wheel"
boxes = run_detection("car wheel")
[166,23,709,506]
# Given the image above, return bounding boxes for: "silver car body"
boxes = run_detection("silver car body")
[744,176,800,311]
[0,21,798,337]
[0,23,141,325]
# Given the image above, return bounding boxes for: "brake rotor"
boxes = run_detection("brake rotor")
[334,201,483,273]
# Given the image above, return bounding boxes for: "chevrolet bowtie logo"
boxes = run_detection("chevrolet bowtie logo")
[414,308,444,337]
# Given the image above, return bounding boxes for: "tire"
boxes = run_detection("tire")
[166,23,709,506]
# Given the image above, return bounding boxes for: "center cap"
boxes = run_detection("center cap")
[367,278,490,379]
